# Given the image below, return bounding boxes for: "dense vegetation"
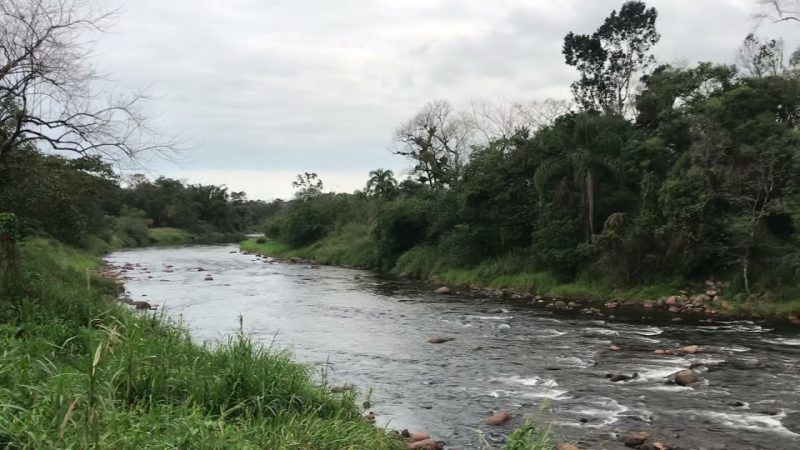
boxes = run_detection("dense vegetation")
[259,3,800,313]
[0,236,406,449]
[0,146,273,251]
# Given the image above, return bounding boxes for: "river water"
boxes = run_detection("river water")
[106,245,800,450]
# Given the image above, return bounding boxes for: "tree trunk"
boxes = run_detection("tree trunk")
[586,169,595,243]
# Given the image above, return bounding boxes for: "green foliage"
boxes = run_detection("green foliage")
[373,198,430,269]
[0,239,404,449]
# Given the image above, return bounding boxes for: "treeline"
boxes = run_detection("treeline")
[0,146,273,250]
[263,2,800,300]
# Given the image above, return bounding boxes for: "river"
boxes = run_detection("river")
[106,244,800,450]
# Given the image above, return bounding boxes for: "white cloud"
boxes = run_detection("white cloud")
[94,0,800,199]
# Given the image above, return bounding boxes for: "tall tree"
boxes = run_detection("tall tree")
[563,1,660,115]
[365,169,398,199]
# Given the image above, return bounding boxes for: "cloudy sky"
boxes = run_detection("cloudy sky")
[95,0,800,200]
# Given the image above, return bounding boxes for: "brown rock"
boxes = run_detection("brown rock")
[609,345,622,351]
[640,443,668,450]
[330,384,354,393]
[607,373,638,382]
[401,430,431,442]
[665,296,678,306]
[427,336,453,344]
[485,412,512,426]
[624,432,649,447]
[668,306,680,313]
[408,439,442,450]
[435,286,451,295]
[789,313,800,325]
[605,301,619,308]
[642,301,655,308]
[555,444,581,450]
[654,349,665,355]
[674,369,698,386]
[681,345,700,354]
[363,411,376,423]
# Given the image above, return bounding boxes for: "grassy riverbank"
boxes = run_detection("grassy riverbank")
[241,237,800,320]
[0,238,405,449]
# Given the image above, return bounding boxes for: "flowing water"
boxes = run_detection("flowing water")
[106,245,800,450]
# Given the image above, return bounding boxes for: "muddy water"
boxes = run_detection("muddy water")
[106,245,800,450]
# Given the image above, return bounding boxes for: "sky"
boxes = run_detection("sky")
[93,0,800,200]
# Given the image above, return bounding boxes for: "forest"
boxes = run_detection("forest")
[259,2,800,307]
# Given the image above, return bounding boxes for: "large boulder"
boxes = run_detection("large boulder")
[674,369,698,386]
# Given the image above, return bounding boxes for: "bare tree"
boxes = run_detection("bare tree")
[393,100,472,187]
[0,0,174,170]
[461,98,573,151]
[759,0,800,22]
[737,33,786,77]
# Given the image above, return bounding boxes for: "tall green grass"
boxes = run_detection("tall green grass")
[0,238,404,449]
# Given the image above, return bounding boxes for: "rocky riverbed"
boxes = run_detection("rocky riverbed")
[106,244,800,450]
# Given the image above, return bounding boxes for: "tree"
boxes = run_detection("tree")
[292,172,324,200]
[759,0,800,22]
[393,100,472,187]
[563,1,660,115]
[0,0,174,174]
[365,169,398,199]
[737,34,785,77]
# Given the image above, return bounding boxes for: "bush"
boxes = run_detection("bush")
[373,198,430,269]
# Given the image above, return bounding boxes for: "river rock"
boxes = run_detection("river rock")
[427,336,453,344]
[607,373,638,382]
[554,300,566,309]
[555,444,580,450]
[665,295,677,306]
[624,432,649,447]
[435,286,451,295]
[407,439,442,450]
[668,306,680,313]
[485,308,504,314]
[609,345,621,351]
[330,383,354,393]
[681,345,700,354]
[789,313,800,325]
[674,369,698,386]
[605,301,619,308]
[363,411,376,423]
[640,443,668,450]
[642,301,655,308]
[204,275,214,281]
[401,430,431,442]
[132,301,154,310]
[485,412,512,426]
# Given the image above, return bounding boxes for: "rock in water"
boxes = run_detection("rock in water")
[607,373,638,382]
[435,286,451,294]
[407,439,442,450]
[401,430,431,442]
[682,344,700,354]
[624,432,649,447]
[427,336,453,344]
[485,412,512,425]
[674,369,698,386]
[555,444,581,450]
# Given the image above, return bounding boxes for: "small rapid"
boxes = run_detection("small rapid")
[106,245,800,450]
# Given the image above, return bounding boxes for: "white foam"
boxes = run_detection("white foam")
[761,337,800,346]
[585,327,620,336]
[559,398,629,428]
[673,410,799,437]
[632,326,664,336]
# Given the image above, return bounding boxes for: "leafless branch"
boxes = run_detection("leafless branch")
[0,0,179,168]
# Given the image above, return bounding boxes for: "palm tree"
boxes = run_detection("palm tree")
[533,115,625,243]
[365,169,398,199]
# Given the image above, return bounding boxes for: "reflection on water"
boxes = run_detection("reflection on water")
[107,245,800,450]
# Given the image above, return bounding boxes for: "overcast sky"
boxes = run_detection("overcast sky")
[95,0,800,200]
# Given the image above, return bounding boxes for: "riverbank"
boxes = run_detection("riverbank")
[240,238,800,324]
[0,238,405,449]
